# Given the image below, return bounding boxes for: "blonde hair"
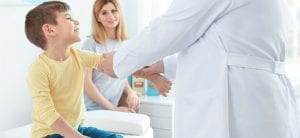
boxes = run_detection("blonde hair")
[91,0,127,44]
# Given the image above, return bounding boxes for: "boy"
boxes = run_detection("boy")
[25,1,122,138]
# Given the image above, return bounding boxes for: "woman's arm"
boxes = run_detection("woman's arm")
[84,69,134,112]
[84,69,115,110]
[123,80,140,110]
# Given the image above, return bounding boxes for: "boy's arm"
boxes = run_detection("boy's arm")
[97,51,114,71]
[28,64,84,138]
[76,49,106,71]
[51,117,85,138]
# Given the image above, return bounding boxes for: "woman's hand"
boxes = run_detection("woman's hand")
[114,106,135,113]
[126,90,140,110]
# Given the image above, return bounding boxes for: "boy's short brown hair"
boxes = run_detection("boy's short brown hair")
[25,1,70,50]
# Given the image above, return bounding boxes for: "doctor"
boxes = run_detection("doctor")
[101,0,299,138]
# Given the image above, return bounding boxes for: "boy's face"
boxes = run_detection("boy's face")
[54,11,80,45]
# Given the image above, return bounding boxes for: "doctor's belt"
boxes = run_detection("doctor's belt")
[227,53,285,75]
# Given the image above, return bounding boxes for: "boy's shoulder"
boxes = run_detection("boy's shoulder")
[30,54,46,66]
[28,54,51,77]
[71,47,97,57]
[29,54,51,70]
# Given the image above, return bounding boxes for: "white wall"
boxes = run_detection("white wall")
[0,4,38,131]
[136,0,173,31]
[119,0,139,37]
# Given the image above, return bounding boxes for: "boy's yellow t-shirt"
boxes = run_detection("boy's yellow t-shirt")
[27,48,103,138]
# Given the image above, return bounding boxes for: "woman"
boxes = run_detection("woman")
[82,0,171,112]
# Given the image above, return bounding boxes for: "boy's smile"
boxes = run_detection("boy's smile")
[54,11,81,44]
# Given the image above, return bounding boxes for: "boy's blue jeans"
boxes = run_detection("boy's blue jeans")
[45,126,123,138]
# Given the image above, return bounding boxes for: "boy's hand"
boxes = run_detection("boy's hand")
[101,51,117,78]
[102,51,114,58]
[51,117,86,138]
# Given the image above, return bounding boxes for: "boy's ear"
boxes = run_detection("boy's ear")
[42,24,56,36]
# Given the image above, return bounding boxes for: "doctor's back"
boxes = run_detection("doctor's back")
[177,0,299,137]
[169,0,298,138]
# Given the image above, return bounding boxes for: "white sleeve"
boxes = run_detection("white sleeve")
[114,0,232,79]
[163,55,177,81]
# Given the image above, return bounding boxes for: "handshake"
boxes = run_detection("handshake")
[100,51,172,97]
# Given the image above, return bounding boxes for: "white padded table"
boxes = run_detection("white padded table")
[0,110,153,138]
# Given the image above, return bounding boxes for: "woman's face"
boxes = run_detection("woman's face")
[97,2,120,31]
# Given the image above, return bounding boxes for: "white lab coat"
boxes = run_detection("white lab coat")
[113,0,300,138]
[163,55,177,81]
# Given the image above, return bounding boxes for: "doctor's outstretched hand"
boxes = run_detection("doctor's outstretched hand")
[101,51,117,78]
